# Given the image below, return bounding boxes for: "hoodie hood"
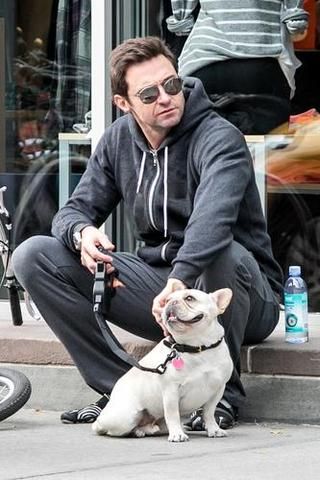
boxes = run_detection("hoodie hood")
[164,76,216,146]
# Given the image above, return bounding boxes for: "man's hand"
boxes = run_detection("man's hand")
[79,226,123,287]
[152,278,186,335]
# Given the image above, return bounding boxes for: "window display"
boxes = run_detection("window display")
[0,0,91,246]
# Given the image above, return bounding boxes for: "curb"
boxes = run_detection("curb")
[2,363,320,425]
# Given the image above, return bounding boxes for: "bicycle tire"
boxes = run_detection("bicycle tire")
[0,368,31,421]
[8,286,23,326]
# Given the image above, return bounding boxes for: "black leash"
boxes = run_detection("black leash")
[93,260,177,374]
[93,259,225,375]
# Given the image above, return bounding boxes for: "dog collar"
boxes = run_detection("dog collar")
[163,336,224,353]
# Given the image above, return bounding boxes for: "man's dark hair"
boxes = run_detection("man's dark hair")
[110,36,177,97]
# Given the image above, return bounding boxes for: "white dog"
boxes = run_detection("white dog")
[92,288,233,442]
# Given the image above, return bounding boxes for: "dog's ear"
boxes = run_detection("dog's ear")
[209,288,233,314]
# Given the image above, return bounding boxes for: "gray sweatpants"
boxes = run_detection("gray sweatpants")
[12,236,280,407]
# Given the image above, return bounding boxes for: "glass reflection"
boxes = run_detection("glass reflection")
[1,0,91,247]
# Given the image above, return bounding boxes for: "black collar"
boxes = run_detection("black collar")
[163,335,224,353]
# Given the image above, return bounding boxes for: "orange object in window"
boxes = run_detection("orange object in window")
[294,0,316,49]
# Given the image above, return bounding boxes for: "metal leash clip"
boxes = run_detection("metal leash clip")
[156,349,177,374]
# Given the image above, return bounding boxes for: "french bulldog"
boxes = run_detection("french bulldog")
[92,288,233,442]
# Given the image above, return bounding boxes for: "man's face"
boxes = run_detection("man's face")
[114,55,185,147]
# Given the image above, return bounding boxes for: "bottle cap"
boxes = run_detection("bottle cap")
[289,265,301,276]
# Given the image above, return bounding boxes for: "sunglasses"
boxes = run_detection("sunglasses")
[134,77,183,104]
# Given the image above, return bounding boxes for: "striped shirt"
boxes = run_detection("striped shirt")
[167,0,305,78]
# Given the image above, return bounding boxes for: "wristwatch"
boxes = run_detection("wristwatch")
[72,224,89,251]
[72,230,82,251]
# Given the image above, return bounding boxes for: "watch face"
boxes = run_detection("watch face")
[73,231,82,250]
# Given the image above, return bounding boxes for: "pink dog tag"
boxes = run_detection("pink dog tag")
[172,356,185,370]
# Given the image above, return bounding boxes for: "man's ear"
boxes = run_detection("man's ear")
[113,94,130,113]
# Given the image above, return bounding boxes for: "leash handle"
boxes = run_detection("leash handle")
[93,261,106,310]
[93,249,118,312]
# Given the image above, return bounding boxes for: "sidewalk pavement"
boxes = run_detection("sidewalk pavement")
[1,409,320,480]
[1,303,320,479]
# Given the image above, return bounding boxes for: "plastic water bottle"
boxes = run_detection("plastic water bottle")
[284,266,309,344]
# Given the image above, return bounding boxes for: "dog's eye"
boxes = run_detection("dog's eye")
[185,295,195,302]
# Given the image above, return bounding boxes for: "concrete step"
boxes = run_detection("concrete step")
[1,302,320,424]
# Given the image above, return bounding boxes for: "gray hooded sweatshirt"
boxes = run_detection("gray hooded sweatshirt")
[52,77,283,295]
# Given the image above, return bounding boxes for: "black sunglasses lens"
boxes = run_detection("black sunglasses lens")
[164,77,183,95]
[138,77,182,104]
[139,86,159,104]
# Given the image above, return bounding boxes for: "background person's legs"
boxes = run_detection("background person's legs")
[192,58,291,134]
[12,236,169,395]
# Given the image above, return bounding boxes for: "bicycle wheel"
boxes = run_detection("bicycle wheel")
[0,368,31,421]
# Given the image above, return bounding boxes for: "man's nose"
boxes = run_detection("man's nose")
[157,85,171,104]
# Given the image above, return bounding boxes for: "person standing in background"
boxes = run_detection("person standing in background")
[166,0,309,134]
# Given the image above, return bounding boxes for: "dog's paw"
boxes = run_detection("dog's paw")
[168,430,189,442]
[133,428,146,438]
[92,420,105,435]
[207,427,228,438]
[142,423,160,436]
[133,424,160,438]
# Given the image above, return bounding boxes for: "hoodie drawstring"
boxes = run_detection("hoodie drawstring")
[136,151,146,194]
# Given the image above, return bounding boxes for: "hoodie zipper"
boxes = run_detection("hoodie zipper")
[148,149,160,231]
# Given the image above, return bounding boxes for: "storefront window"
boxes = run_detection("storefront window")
[267,128,320,313]
[265,1,320,312]
[0,0,91,247]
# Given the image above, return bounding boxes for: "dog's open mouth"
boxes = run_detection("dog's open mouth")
[167,312,204,324]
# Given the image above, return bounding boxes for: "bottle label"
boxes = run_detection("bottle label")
[284,292,308,333]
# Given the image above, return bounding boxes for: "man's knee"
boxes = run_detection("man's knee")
[12,235,56,283]
[198,242,253,289]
